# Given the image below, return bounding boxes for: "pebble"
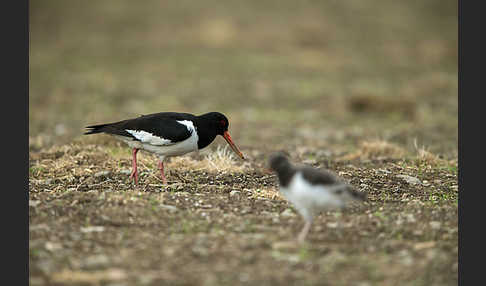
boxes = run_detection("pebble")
[280,208,295,217]
[82,255,110,270]
[95,171,111,177]
[229,190,242,199]
[159,204,178,212]
[326,222,338,228]
[80,226,105,233]
[29,200,41,207]
[397,174,421,185]
[429,221,441,229]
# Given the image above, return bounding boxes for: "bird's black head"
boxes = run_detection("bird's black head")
[198,112,245,160]
[269,152,291,173]
[268,151,296,187]
[200,112,229,135]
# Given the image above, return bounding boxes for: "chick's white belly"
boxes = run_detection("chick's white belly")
[281,173,344,218]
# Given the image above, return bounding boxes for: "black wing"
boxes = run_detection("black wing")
[85,112,195,145]
[299,165,341,186]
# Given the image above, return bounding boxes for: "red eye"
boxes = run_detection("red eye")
[220,120,226,127]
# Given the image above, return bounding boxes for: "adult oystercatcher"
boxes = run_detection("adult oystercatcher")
[269,152,366,243]
[85,112,245,184]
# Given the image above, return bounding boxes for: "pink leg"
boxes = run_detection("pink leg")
[158,160,167,184]
[129,148,139,184]
[298,221,312,244]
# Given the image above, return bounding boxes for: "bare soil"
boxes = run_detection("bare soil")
[30,1,457,285]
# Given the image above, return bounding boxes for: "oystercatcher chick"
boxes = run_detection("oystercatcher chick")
[85,112,245,184]
[269,152,366,243]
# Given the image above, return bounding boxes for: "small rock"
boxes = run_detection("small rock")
[120,170,131,175]
[229,190,241,199]
[80,226,105,233]
[378,169,391,174]
[45,242,62,252]
[414,241,436,250]
[360,183,369,189]
[30,224,50,232]
[405,213,416,223]
[159,204,177,212]
[326,222,339,228]
[429,221,441,230]
[82,255,110,270]
[272,241,299,250]
[280,208,295,217]
[29,200,41,207]
[29,277,44,286]
[302,159,316,165]
[397,174,421,185]
[397,249,414,266]
[95,171,111,177]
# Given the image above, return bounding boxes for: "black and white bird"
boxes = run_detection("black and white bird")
[85,111,245,184]
[269,152,366,243]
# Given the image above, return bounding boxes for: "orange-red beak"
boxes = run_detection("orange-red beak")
[223,131,245,160]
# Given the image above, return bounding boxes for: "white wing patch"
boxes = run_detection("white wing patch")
[125,120,195,147]
[125,130,173,146]
[176,120,196,133]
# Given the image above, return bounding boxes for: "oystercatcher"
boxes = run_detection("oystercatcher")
[85,112,245,184]
[269,152,366,243]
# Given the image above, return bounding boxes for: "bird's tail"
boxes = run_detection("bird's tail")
[348,186,367,201]
[84,123,111,135]
[331,184,367,202]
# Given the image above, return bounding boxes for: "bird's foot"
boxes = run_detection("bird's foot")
[129,169,139,185]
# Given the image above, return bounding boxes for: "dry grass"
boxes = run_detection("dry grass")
[50,269,127,285]
[338,139,406,161]
[413,139,445,166]
[251,186,285,201]
[347,94,417,119]
[167,145,250,173]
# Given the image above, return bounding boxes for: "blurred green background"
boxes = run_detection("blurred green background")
[29,0,457,157]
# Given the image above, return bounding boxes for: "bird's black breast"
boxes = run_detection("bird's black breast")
[275,167,297,188]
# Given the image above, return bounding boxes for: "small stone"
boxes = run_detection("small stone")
[326,222,338,228]
[280,208,295,217]
[82,255,110,270]
[95,171,111,177]
[272,241,299,250]
[80,226,105,233]
[397,174,421,185]
[29,200,41,207]
[429,221,441,230]
[159,204,177,212]
[378,169,391,174]
[29,277,44,286]
[405,213,416,223]
[414,241,436,250]
[30,224,50,232]
[229,190,241,199]
[45,242,62,252]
